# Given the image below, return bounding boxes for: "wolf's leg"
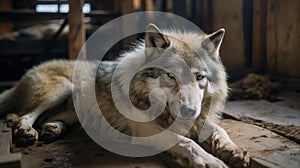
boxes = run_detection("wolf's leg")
[198,121,250,167]
[13,109,42,147]
[14,83,73,147]
[131,123,228,168]
[39,103,77,143]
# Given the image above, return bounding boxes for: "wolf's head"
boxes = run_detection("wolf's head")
[138,23,227,121]
[115,23,227,123]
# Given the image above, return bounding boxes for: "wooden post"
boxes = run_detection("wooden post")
[120,0,137,46]
[210,0,245,73]
[252,0,267,73]
[201,0,213,32]
[172,0,186,16]
[267,0,300,78]
[68,0,86,59]
[0,0,13,34]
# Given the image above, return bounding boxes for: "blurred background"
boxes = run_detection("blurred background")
[0,0,299,91]
[0,1,299,168]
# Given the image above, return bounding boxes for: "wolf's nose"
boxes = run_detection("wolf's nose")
[180,105,196,118]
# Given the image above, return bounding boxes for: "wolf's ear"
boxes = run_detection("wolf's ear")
[202,28,225,53]
[145,23,170,57]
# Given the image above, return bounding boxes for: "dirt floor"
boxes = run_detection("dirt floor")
[11,124,178,168]
[4,90,300,168]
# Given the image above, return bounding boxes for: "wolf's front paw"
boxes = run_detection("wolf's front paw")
[219,146,250,168]
[14,126,38,147]
[40,122,64,143]
[6,113,20,128]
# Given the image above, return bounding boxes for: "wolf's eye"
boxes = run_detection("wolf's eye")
[196,74,206,81]
[167,73,176,80]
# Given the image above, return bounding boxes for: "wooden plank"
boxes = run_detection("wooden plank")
[225,100,300,126]
[252,0,267,72]
[201,0,213,32]
[224,100,300,144]
[267,0,300,78]
[274,0,300,78]
[68,0,86,59]
[0,153,22,168]
[220,119,300,168]
[0,122,11,155]
[172,0,186,16]
[120,0,135,14]
[210,0,245,72]
[0,121,21,168]
[119,0,138,50]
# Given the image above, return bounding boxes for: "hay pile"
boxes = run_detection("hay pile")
[229,73,281,101]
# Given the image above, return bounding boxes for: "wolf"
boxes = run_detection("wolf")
[0,23,249,167]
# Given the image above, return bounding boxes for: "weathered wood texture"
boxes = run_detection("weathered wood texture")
[225,100,300,126]
[266,0,300,78]
[252,0,267,72]
[220,119,300,168]
[210,0,245,70]
[225,91,300,144]
[119,0,139,50]
[0,122,22,168]
[0,122,11,155]
[68,0,86,59]
[0,153,22,168]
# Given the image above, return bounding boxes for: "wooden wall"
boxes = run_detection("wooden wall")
[0,0,299,88]
[252,0,300,89]
[266,0,300,78]
[201,0,300,88]
[172,0,247,78]
[209,0,246,75]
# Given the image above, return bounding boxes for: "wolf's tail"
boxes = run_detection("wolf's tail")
[0,87,19,118]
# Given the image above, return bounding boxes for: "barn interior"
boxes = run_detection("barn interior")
[0,0,299,168]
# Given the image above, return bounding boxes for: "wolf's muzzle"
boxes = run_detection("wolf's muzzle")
[180,105,196,119]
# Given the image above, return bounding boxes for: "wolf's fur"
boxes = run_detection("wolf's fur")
[0,24,249,167]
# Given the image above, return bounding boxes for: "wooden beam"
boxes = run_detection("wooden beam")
[119,0,137,48]
[0,122,11,155]
[252,0,267,73]
[201,0,213,32]
[0,10,119,22]
[68,0,86,59]
[0,0,13,34]
[0,122,22,168]
[120,0,135,14]
[0,153,22,168]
